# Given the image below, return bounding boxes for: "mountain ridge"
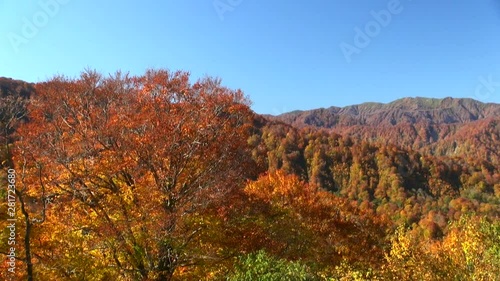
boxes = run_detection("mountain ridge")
[268,97,500,127]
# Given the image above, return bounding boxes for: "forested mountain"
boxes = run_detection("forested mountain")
[1,74,499,280]
[270,97,500,127]
[269,97,500,166]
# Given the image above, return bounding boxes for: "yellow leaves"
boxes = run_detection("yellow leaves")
[437,216,500,279]
[382,225,442,280]
[387,226,413,262]
[332,260,382,281]
[380,216,500,280]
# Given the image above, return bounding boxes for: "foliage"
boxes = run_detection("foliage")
[227,250,319,281]
[380,215,500,280]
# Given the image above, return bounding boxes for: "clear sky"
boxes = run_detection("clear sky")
[1,0,500,114]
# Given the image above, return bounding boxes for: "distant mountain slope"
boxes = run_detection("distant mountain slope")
[268,97,500,164]
[0,77,35,98]
[270,97,500,127]
[0,77,33,134]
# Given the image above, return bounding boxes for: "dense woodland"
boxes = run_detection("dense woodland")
[0,71,499,280]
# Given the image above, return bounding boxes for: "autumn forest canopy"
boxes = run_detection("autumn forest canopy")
[0,70,499,280]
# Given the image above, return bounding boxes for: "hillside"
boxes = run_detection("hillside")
[0,77,33,146]
[0,77,35,98]
[269,97,500,165]
[270,97,500,127]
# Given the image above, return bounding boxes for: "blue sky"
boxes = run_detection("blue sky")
[1,0,500,114]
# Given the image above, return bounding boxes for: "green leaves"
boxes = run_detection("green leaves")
[227,250,318,281]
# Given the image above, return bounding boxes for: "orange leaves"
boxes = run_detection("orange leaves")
[245,170,316,208]
[239,170,388,268]
[12,69,256,279]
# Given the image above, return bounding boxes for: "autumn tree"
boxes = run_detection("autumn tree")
[12,69,255,280]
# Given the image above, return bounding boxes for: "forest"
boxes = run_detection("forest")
[0,70,499,280]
